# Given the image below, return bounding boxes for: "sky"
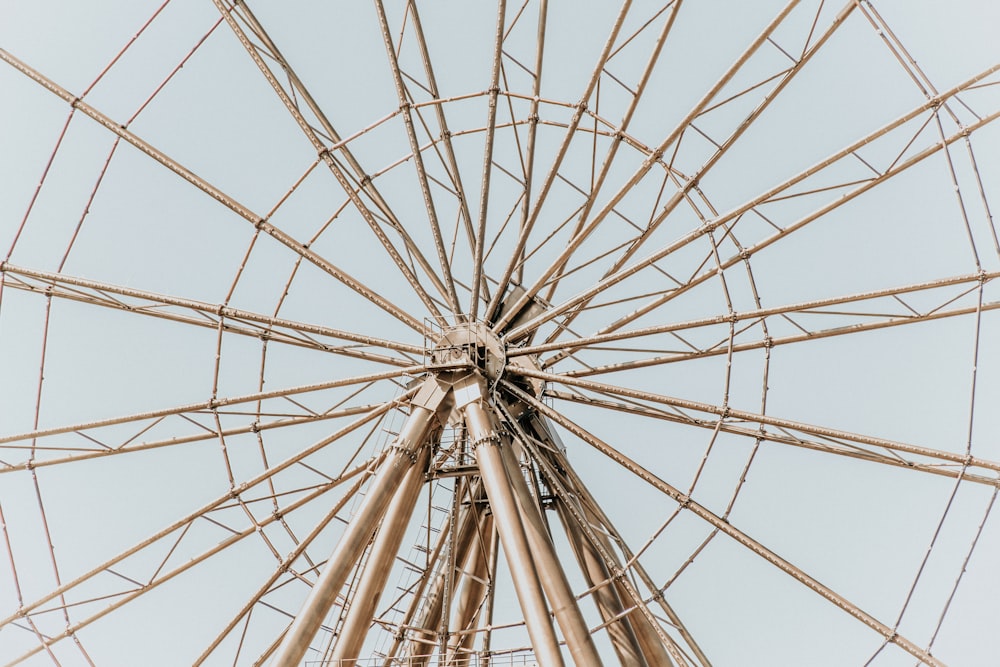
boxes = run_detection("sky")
[1,1,999,665]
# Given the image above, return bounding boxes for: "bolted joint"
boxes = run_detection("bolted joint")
[471,433,501,450]
[389,443,421,464]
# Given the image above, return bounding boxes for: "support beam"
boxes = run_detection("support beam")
[555,501,651,667]
[271,379,446,667]
[404,482,483,666]
[464,398,565,666]
[329,445,432,663]
[446,509,494,662]
[499,441,605,665]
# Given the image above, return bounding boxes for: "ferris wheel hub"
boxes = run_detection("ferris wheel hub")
[427,321,507,381]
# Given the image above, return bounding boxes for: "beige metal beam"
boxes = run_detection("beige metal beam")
[515,384,947,667]
[329,445,432,663]
[446,509,495,662]
[499,441,605,665]
[464,398,565,666]
[555,501,651,667]
[272,379,445,666]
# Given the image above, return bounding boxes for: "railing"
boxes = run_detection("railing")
[306,651,539,667]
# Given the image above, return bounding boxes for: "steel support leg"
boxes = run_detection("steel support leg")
[499,442,604,666]
[556,501,651,667]
[330,445,432,663]
[406,484,483,665]
[272,400,440,667]
[446,510,494,662]
[464,400,565,667]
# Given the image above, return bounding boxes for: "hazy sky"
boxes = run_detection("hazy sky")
[1,1,999,665]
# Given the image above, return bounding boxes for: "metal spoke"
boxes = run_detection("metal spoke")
[405,1,478,256]
[6,466,373,666]
[506,64,1000,342]
[486,0,634,324]
[540,1,682,304]
[492,0,803,331]
[507,382,947,667]
[508,365,1000,478]
[0,397,406,634]
[0,366,419,469]
[558,293,1000,376]
[545,390,999,488]
[373,0,463,318]
[0,47,425,334]
[213,0,451,326]
[510,270,999,360]
[535,1,856,339]
[0,262,422,361]
[469,0,508,321]
[193,470,370,665]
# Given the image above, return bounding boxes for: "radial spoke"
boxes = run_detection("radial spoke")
[560,295,1000,377]
[536,3,859,340]
[492,0,804,331]
[213,0,451,326]
[0,47,425,333]
[0,396,407,635]
[511,0,549,287]
[405,1,478,256]
[506,382,947,667]
[506,65,1000,342]
[0,263,422,361]
[5,464,374,665]
[599,1,854,276]
[546,390,999,488]
[540,1,682,304]
[469,0,508,321]
[507,270,1000,360]
[193,471,372,665]
[373,0,462,318]
[0,366,420,469]
[486,0,634,324]
[507,366,1000,478]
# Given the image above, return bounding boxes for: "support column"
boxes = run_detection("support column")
[464,398,565,667]
[523,409,681,666]
[329,445,431,663]
[556,501,650,667]
[272,379,445,667]
[405,483,483,665]
[446,510,494,662]
[499,442,604,666]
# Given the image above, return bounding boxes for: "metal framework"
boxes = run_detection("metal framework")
[1,1,999,665]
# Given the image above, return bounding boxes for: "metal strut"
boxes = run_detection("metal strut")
[271,367,674,665]
[271,378,448,666]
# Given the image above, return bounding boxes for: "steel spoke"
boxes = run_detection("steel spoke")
[511,270,998,359]
[507,65,1000,342]
[507,366,1000,478]
[0,47,425,334]
[507,382,947,667]
[405,1,478,257]
[469,0,508,321]
[0,396,408,633]
[213,0,451,326]
[546,390,999,488]
[373,0,463,318]
[492,0,802,331]
[486,0,634,324]
[0,262,422,361]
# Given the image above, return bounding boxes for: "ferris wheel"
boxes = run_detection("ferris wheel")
[2,1,999,665]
